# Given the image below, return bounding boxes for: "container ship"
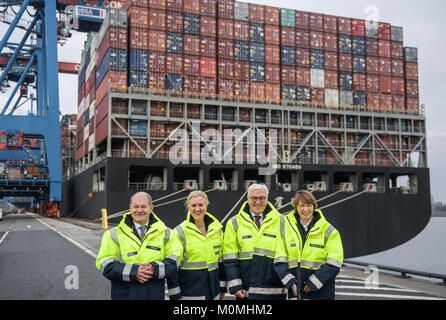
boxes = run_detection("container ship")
[62,0,430,259]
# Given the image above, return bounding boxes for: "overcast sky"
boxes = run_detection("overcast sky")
[3,1,446,202]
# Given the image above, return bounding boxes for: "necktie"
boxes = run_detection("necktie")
[139,225,147,241]
[254,215,261,229]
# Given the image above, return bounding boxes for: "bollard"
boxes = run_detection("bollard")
[101,208,108,230]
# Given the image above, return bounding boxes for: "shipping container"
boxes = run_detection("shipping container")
[378,40,391,58]
[324,15,337,33]
[166,32,184,54]
[323,32,337,52]
[325,88,339,107]
[296,48,310,67]
[129,119,148,136]
[339,53,352,72]
[250,42,265,63]
[351,19,365,37]
[218,0,234,19]
[233,60,250,81]
[406,80,419,98]
[218,78,234,98]
[366,74,379,93]
[250,82,265,101]
[391,77,405,95]
[390,41,403,60]
[310,68,324,88]
[129,70,149,89]
[379,75,392,94]
[218,39,234,59]
[367,92,380,110]
[233,20,249,41]
[148,72,166,92]
[249,3,264,23]
[184,13,201,35]
[309,13,324,31]
[166,74,184,91]
[166,11,183,32]
[234,81,250,100]
[405,62,418,80]
[392,94,405,111]
[166,53,183,74]
[365,20,378,38]
[324,70,338,89]
[282,85,296,101]
[338,17,351,35]
[148,30,166,51]
[128,6,149,28]
[183,55,201,75]
[280,8,295,28]
[378,22,391,40]
[281,65,296,85]
[392,59,404,77]
[379,57,392,75]
[339,90,353,106]
[265,6,279,26]
[391,25,403,42]
[404,47,418,63]
[129,49,149,71]
[339,71,353,91]
[250,62,265,82]
[234,1,249,21]
[265,25,280,45]
[310,31,324,49]
[366,38,378,56]
[265,83,281,102]
[353,73,367,92]
[338,34,352,53]
[310,49,324,69]
[406,98,419,114]
[353,91,367,106]
[97,27,128,63]
[380,94,392,111]
[352,55,366,73]
[96,49,127,87]
[265,64,281,84]
[281,27,296,47]
[184,0,200,14]
[265,44,280,64]
[167,0,183,12]
[311,87,325,104]
[200,36,217,56]
[218,19,234,39]
[201,77,217,95]
[296,86,311,101]
[250,23,265,42]
[184,34,201,55]
[295,10,309,29]
[149,0,166,9]
[296,67,310,87]
[352,36,366,55]
[218,59,234,79]
[200,56,217,77]
[281,46,296,66]
[366,56,379,74]
[324,51,338,70]
[184,75,202,94]
[129,27,149,50]
[148,51,166,72]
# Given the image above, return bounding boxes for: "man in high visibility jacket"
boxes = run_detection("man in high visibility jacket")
[223,184,287,300]
[276,190,343,300]
[95,192,182,300]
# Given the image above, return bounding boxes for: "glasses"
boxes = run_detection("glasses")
[249,196,267,202]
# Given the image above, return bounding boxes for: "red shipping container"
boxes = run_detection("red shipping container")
[250,82,265,101]
[95,115,108,146]
[184,55,200,75]
[167,0,183,12]
[265,64,280,84]
[265,25,280,45]
[296,11,310,29]
[265,83,281,102]
[200,36,217,57]
[166,53,183,74]
[148,72,166,92]
[405,62,418,80]
[129,27,149,50]
[325,52,338,70]
[78,83,85,105]
[200,56,217,77]
[218,39,234,59]
[281,66,296,85]
[148,51,166,72]
[149,0,166,9]
[380,94,392,111]
[218,59,234,79]
[218,19,234,39]
[98,27,128,62]
[296,29,310,48]
[281,27,296,47]
[351,19,365,37]
[96,71,127,105]
[250,3,264,23]
[218,78,234,98]
[166,11,183,32]
[339,53,352,72]
[200,16,216,37]
[367,92,380,110]
[265,6,280,26]
[378,40,391,58]
[324,14,338,33]
[184,0,200,14]
[392,95,405,111]
[310,31,324,49]
[391,59,404,77]
[367,75,379,93]
[201,77,217,96]
[234,81,250,100]
[234,61,250,81]
[366,56,379,74]
[353,73,367,92]
[379,75,392,94]
[296,48,310,67]
[366,38,378,56]
[325,70,338,88]
[323,33,337,52]
[378,22,391,40]
[128,6,149,28]
[96,94,109,125]
[234,21,250,41]
[200,0,217,17]
[148,30,166,51]
[218,0,234,19]
[184,75,201,94]
[379,58,392,75]
[311,88,325,104]
[338,17,352,35]
[123,0,149,8]
[148,9,166,30]
[265,44,280,64]
[296,67,310,86]
[76,145,84,161]
[184,34,201,55]
[390,41,403,59]
[309,13,324,31]
[406,98,419,114]
[406,80,419,98]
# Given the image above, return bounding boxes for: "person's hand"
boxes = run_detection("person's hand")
[291,283,298,297]
[219,292,225,300]
[303,284,312,293]
[135,263,154,283]
[234,289,247,299]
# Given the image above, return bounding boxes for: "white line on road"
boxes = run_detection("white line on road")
[336,285,414,292]
[0,231,9,246]
[36,218,98,259]
[336,292,444,300]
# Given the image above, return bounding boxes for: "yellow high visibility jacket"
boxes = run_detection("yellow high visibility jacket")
[95,212,182,300]
[172,211,226,300]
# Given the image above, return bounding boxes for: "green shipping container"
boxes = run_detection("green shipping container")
[280,8,295,27]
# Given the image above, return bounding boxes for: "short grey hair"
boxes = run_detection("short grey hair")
[130,192,153,206]
[247,183,269,199]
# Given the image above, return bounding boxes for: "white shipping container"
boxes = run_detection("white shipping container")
[234,2,249,21]
[89,101,95,121]
[78,98,85,117]
[84,123,89,141]
[86,51,98,80]
[89,133,95,152]
[339,90,353,106]
[325,89,339,107]
[310,69,325,88]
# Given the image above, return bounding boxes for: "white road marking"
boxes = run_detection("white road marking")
[0,231,9,245]
[336,285,414,292]
[336,292,444,300]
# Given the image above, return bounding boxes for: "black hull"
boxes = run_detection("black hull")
[62,157,431,258]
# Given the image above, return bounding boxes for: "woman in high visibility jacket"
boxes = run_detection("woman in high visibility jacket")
[172,191,226,300]
[275,190,344,300]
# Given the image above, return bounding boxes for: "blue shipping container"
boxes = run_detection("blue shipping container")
[129,119,148,136]
[129,50,149,71]
[339,72,353,91]
[281,46,296,66]
[250,42,265,63]
[166,32,184,54]
[353,55,366,74]
[310,50,324,69]
[282,85,296,101]
[129,70,148,88]
[352,37,366,55]
[96,49,127,88]
[84,109,89,126]
[250,62,265,82]
[353,91,367,106]
[78,67,86,91]
[166,74,184,91]
[250,23,265,43]
[296,86,311,101]
[184,13,200,35]
[234,41,250,61]
[338,34,352,54]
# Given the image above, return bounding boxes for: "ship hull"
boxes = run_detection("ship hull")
[62,157,431,259]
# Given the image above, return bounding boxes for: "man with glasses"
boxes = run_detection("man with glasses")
[223,184,288,300]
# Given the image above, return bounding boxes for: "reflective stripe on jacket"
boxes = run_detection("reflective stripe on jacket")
[173,211,226,300]
[95,212,182,300]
